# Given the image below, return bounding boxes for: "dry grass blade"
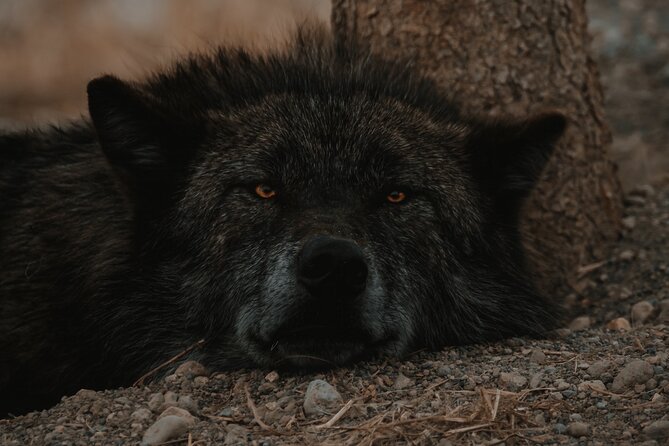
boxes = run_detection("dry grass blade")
[244,384,281,434]
[316,399,355,429]
[133,339,205,386]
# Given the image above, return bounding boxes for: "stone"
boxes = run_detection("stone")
[141,415,191,445]
[147,393,164,412]
[611,360,655,393]
[569,316,591,331]
[265,371,279,382]
[499,372,527,391]
[158,406,197,425]
[606,317,631,331]
[393,374,414,390]
[224,424,249,445]
[621,216,636,229]
[177,395,198,413]
[587,360,612,378]
[619,250,635,261]
[529,349,546,364]
[131,408,153,423]
[631,301,654,325]
[567,421,590,437]
[174,360,209,379]
[643,420,669,440]
[303,379,343,417]
[578,380,606,393]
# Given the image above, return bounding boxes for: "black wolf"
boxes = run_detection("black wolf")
[0,29,565,415]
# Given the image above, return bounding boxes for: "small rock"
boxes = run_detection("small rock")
[529,373,543,389]
[643,420,669,439]
[193,376,209,387]
[499,372,527,391]
[606,317,631,331]
[587,360,611,378]
[131,408,153,423]
[141,415,191,446]
[224,423,249,445]
[147,393,164,412]
[619,250,635,261]
[436,365,451,377]
[554,379,571,391]
[621,216,636,229]
[611,360,655,393]
[303,379,343,417]
[554,423,567,434]
[393,374,414,390]
[177,395,198,413]
[569,316,591,331]
[159,406,197,425]
[174,360,208,379]
[567,421,590,437]
[75,389,97,399]
[578,380,606,393]
[631,301,655,325]
[529,349,546,364]
[265,371,279,383]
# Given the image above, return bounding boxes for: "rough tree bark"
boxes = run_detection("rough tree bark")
[332,0,623,294]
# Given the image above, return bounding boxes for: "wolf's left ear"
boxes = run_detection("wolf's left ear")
[468,112,567,207]
[87,75,201,184]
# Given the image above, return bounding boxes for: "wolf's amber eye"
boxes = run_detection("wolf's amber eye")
[387,191,406,204]
[255,184,277,199]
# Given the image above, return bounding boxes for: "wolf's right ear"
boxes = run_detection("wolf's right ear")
[87,76,199,182]
[468,112,567,212]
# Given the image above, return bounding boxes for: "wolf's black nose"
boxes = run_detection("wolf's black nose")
[298,236,368,300]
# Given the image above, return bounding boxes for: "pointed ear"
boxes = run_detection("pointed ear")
[468,112,566,207]
[87,75,200,181]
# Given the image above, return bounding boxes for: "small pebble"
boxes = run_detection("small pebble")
[131,408,153,423]
[265,371,279,382]
[499,372,527,391]
[224,424,249,445]
[303,379,343,417]
[393,373,414,390]
[177,395,198,413]
[643,420,669,439]
[619,250,635,261]
[147,393,164,412]
[587,361,611,378]
[606,317,631,331]
[611,360,655,393]
[631,301,655,325]
[569,316,591,331]
[174,360,208,379]
[530,349,546,364]
[554,423,567,434]
[621,216,636,229]
[567,421,590,437]
[159,406,197,425]
[141,415,191,446]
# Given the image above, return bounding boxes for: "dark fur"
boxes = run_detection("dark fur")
[0,28,566,415]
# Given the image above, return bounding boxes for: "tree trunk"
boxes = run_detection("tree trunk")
[332,0,623,293]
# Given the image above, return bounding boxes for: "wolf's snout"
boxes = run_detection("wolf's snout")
[298,236,368,300]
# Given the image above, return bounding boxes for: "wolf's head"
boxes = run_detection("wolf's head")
[87,29,565,369]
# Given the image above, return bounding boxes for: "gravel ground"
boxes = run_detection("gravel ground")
[1,181,668,445]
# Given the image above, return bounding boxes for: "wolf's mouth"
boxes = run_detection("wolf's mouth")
[250,324,395,369]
